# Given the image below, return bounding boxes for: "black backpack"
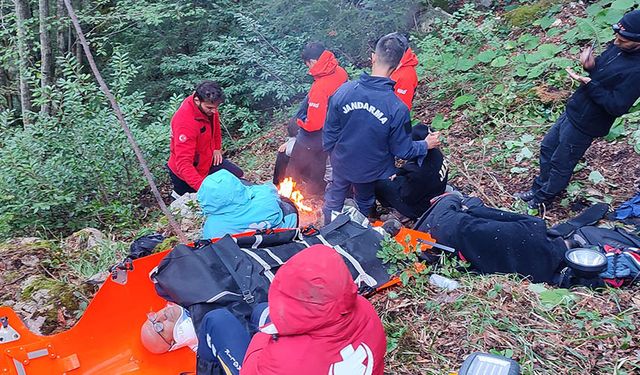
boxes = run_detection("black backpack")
[150,214,392,333]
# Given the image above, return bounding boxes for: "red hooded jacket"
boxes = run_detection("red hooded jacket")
[297,50,348,132]
[390,48,419,110]
[241,245,386,375]
[167,94,222,191]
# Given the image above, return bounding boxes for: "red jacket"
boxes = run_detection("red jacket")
[390,48,419,110]
[167,94,222,190]
[297,50,348,132]
[241,245,386,375]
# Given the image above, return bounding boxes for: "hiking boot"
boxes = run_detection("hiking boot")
[514,189,536,202]
[380,209,412,225]
[527,199,544,211]
[381,219,402,237]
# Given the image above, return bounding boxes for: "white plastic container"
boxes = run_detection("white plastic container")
[429,274,459,291]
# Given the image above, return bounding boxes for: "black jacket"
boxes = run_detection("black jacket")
[566,44,640,137]
[397,148,448,211]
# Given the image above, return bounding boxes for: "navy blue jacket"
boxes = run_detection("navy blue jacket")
[566,44,640,137]
[323,73,427,183]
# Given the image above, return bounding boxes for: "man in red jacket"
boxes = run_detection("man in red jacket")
[196,244,386,375]
[286,42,348,195]
[389,33,419,111]
[167,81,244,196]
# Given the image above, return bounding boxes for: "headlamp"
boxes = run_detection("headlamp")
[564,248,607,277]
[612,23,640,41]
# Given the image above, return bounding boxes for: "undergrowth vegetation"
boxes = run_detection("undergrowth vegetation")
[417,0,640,210]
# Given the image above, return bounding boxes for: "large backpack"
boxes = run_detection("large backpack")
[151,214,391,333]
[414,194,567,283]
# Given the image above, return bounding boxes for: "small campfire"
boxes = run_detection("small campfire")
[277,177,313,212]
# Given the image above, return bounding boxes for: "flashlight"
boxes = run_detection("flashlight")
[455,352,520,375]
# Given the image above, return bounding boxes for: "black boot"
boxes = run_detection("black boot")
[514,189,536,202]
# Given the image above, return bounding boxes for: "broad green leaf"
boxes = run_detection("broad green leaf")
[452,95,477,109]
[520,134,535,143]
[504,40,517,50]
[589,170,605,184]
[510,166,528,174]
[528,63,547,78]
[537,43,563,58]
[456,58,477,71]
[535,16,556,29]
[505,140,523,150]
[586,4,603,17]
[490,56,509,67]
[611,0,636,10]
[603,8,626,25]
[515,66,529,77]
[476,50,497,63]
[605,119,625,141]
[525,53,545,64]
[528,283,548,294]
[539,288,576,308]
[518,34,540,50]
[516,146,533,162]
[431,113,452,130]
[493,84,505,95]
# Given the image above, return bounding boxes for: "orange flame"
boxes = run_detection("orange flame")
[277,177,313,212]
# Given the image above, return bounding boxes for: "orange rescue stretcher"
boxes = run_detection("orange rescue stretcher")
[0,227,434,375]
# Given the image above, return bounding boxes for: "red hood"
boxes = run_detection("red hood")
[308,50,339,79]
[398,48,418,68]
[267,245,357,336]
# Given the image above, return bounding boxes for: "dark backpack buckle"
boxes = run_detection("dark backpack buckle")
[242,290,255,304]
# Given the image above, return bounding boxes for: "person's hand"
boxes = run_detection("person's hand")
[579,45,595,71]
[278,142,288,153]
[213,149,223,166]
[566,68,592,85]
[426,131,442,150]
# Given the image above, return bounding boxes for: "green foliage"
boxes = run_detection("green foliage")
[377,234,429,286]
[0,53,168,238]
[416,1,640,210]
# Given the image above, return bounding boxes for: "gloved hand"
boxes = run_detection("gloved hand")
[600,249,640,280]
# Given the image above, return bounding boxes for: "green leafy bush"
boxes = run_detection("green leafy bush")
[0,53,168,238]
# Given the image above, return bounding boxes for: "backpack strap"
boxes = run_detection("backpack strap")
[319,213,351,236]
[214,236,256,305]
[548,203,609,238]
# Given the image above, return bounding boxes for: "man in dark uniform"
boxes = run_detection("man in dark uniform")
[516,10,640,209]
[322,33,440,223]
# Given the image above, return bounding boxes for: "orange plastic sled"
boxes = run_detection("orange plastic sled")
[0,227,434,375]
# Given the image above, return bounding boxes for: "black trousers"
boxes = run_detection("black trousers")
[288,132,327,196]
[375,177,428,220]
[272,151,290,186]
[167,159,244,196]
[531,113,594,202]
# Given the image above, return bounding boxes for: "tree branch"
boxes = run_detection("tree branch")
[63,0,187,243]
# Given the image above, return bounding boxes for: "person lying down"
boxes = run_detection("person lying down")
[197,170,298,239]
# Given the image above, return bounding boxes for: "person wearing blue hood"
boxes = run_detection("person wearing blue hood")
[516,9,640,210]
[322,33,441,223]
[198,170,298,239]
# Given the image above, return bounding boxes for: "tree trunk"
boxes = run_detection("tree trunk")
[13,0,33,126]
[56,0,66,57]
[39,0,53,115]
[73,0,82,65]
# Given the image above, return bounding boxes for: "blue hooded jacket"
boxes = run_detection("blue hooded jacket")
[323,72,427,183]
[198,170,297,239]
